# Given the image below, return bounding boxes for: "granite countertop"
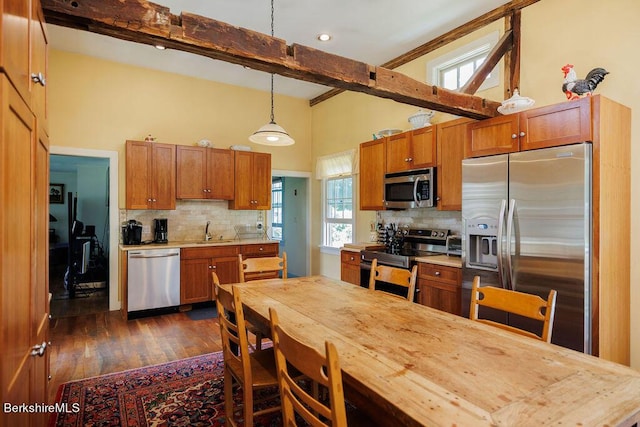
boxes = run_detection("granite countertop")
[415,254,462,268]
[119,239,277,251]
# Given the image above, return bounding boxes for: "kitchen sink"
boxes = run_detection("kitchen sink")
[196,239,235,244]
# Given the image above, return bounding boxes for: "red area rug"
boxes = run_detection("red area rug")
[49,351,281,426]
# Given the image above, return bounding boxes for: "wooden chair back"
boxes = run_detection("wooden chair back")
[213,274,252,379]
[368,259,418,302]
[269,307,348,427]
[469,275,557,342]
[239,252,287,282]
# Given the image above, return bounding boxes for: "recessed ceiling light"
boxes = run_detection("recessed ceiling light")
[154,44,166,50]
[317,33,332,42]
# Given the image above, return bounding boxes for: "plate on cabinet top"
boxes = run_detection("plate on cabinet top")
[376,128,402,137]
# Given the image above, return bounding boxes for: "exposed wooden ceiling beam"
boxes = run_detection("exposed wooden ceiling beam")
[41,0,501,119]
[460,30,513,95]
[310,0,539,106]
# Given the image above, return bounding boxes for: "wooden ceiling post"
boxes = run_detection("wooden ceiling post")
[504,10,522,99]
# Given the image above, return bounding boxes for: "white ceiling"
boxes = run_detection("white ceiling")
[48,0,511,100]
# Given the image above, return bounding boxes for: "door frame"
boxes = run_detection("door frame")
[50,146,120,311]
[271,169,311,276]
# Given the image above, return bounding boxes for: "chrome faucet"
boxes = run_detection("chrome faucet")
[204,221,212,241]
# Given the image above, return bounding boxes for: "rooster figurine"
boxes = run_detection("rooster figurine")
[561,64,609,100]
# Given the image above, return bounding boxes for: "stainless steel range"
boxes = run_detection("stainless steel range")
[360,227,450,286]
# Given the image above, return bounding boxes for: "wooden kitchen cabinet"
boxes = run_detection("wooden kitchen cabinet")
[466,97,591,158]
[125,140,176,210]
[176,145,234,200]
[180,246,240,304]
[240,243,279,257]
[386,126,436,173]
[1,0,51,422]
[359,138,386,211]
[436,118,473,211]
[417,263,462,316]
[340,250,361,285]
[229,151,271,210]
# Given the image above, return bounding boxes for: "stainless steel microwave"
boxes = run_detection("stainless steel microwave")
[384,168,435,209]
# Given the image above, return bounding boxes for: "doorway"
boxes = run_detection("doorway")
[49,147,120,316]
[270,171,310,277]
[50,154,110,317]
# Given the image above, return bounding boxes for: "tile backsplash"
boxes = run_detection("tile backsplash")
[377,208,462,235]
[121,200,262,242]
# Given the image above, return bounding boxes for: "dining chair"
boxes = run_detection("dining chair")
[238,252,287,282]
[469,275,557,343]
[213,279,281,427]
[368,259,418,302]
[269,307,352,427]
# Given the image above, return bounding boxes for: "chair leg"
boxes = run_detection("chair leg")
[244,383,254,427]
[223,368,235,427]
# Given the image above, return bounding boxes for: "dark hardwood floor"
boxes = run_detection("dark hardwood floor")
[48,309,222,403]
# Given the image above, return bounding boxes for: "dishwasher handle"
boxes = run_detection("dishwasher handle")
[129,252,180,259]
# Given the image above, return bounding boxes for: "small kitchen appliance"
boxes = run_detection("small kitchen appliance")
[153,218,168,243]
[122,220,143,245]
[384,168,435,209]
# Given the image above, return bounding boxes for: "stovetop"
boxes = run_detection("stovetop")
[361,227,450,268]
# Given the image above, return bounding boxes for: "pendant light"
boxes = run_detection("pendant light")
[249,0,295,146]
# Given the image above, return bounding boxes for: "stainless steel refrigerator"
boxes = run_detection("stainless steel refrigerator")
[461,143,591,353]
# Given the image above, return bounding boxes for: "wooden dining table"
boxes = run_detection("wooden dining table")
[220,275,640,426]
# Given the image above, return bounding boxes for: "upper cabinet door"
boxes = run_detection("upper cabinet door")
[359,138,386,211]
[30,0,48,134]
[125,141,154,209]
[520,97,592,151]
[176,145,208,199]
[252,152,271,210]
[208,148,235,200]
[386,133,412,173]
[1,0,30,100]
[466,114,519,158]
[151,143,176,210]
[410,126,436,169]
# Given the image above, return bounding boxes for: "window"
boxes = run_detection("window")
[427,31,499,92]
[271,178,283,241]
[316,149,357,250]
[324,176,353,248]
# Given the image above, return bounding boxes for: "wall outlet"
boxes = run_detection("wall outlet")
[256,221,263,230]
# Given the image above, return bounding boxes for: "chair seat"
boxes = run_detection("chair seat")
[226,347,279,388]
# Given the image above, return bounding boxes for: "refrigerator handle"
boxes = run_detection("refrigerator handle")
[497,199,507,289]
[505,199,516,291]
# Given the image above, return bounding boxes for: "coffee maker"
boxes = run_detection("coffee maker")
[122,220,143,245]
[153,218,168,243]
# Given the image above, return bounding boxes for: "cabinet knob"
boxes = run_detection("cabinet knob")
[147,198,152,202]
[408,157,413,162]
[31,72,46,86]
[519,131,526,137]
[434,271,441,276]
[259,247,264,251]
[511,134,518,139]
[350,256,354,261]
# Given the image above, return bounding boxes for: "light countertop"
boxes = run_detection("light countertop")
[415,254,461,268]
[119,239,277,251]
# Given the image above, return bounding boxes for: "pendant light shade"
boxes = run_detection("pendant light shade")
[249,0,295,146]
[249,120,295,146]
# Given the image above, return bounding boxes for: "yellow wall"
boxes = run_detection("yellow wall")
[49,0,640,368]
[48,50,313,207]
[310,0,640,369]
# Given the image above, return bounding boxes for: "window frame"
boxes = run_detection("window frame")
[271,178,283,242]
[427,31,499,92]
[320,174,355,254]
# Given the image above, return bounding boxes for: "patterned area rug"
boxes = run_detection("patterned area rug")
[49,351,281,426]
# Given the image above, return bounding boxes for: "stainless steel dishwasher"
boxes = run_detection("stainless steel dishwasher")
[127,248,181,312]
